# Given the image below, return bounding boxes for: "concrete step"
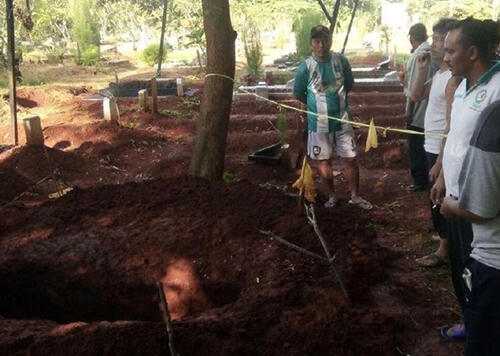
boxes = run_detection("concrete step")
[348,92,406,106]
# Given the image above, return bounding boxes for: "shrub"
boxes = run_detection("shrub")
[70,0,100,63]
[81,45,101,66]
[46,47,67,64]
[293,9,325,59]
[140,44,166,67]
[243,26,263,80]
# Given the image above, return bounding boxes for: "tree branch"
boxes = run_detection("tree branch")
[329,0,342,33]
[316,0,333,23]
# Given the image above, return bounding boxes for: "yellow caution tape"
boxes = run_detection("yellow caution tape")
[204,72,447,139]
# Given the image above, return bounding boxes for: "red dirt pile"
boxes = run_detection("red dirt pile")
[0,175,396,355]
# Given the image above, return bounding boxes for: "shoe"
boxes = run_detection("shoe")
[348,197,373,210]
[406,184,428,192]
[431,234,441,241]
[439,324,466,341]
[416,253,445,267]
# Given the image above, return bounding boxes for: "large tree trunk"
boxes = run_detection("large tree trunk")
[189,0,236,181]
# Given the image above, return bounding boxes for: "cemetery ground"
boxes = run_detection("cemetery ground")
[0,59,464,355]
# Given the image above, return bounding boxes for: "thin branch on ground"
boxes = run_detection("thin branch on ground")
[157,282,177,356]
[260,230,328,263]
[305,203,350,304]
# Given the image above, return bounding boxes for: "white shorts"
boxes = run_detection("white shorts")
[307,124,357,160]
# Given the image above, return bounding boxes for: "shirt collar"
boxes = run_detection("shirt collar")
[465,60,500,97]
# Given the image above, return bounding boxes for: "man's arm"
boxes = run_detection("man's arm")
[410,52,431,101]
[441,197,488,222]
[430,76,462,204]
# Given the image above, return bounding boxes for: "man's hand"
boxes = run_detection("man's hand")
[429,161,441,182]
[416,51,431,71]
[430,173,445,205]
[440,196,457,219]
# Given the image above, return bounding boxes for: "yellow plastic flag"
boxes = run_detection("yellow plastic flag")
[292,157,316,202]
[365,118,378,152]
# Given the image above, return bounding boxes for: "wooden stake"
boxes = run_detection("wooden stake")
[150,78,158,114]
[6,0,18,145]
[157,282,177,356]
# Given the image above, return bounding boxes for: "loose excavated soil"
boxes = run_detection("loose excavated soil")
[1,176,395,355]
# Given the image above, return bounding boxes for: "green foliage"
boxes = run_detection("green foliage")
[81,45,101,66]
[22,75,49,86]
[140,44,166,66]
[46,47,67,64]
[293,9,325,59]
[243,25,263,80]
[70,0,100,54]
[222,171,236,183]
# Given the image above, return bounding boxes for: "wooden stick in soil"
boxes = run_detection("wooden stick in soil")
[306,204,351,304]
[157,282,177,356]
[260,230,329,263]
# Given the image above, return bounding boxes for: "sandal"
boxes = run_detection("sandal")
[348,197,373,210]
[416,253,446,267]
[440,324,466,341]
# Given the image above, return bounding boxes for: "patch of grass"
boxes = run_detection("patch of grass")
[180,96,200,109]
[159,108,192,119]
[168,48,198,64]
[223,171,236,182]
[22,75,50,86]
[121,115,140,129]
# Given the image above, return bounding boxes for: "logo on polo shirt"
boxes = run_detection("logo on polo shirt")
[474,89,487,107]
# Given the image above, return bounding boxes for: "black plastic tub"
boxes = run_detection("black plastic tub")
[248,143,282,165]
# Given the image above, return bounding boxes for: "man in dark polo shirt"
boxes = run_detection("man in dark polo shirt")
[441,99,500,355]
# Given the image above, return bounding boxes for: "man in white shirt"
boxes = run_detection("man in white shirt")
[404,23,438,191]
[410,18,458,268]
[432,17,500,342]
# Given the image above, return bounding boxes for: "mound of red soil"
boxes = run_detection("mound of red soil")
[0,167,33,205]
[0,175,397,355]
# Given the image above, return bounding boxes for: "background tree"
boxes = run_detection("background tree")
[69,0,100,63]
[189,0,236,181]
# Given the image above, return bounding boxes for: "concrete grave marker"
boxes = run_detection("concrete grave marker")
[176,78,184,97]
[103,97,120,123]
[138,89,149,111]
[23,115,44,146]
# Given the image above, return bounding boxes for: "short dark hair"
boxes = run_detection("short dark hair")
[483,19,500,58]
[310,25,331,40]
[432,18,457,35]
[409,23,428,42]
[450,17,498,61]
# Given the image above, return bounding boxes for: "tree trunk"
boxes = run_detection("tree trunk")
[189,0,236,181]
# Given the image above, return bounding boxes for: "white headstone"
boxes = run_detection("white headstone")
[176,78,184,97]
[103,98,120,122]
[23,115,44,146]
[138,89,148,111]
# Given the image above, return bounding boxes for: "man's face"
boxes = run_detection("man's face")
[431,32,446,60]
[311,36,332,59]
[443,28,472,76]
[409,35,418,51]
